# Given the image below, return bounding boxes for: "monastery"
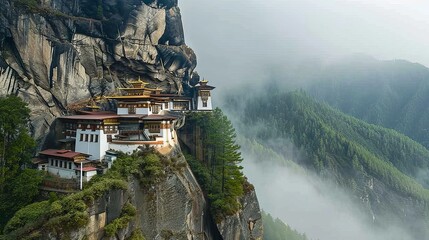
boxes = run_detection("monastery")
[33,79,215,185]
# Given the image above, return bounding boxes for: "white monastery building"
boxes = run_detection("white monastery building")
[34,79,215,182]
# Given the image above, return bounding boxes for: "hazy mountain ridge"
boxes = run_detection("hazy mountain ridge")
[224,89,429,239]
[306,56,429,149]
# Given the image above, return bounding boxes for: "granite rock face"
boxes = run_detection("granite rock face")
[217,190,263,240]
[0,0,196,145]
[0,2,264,239]
[31,151,239,240]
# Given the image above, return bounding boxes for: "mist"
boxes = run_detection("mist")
[241,146,414,240]
[179,0,429,100]
[179,1,429,239]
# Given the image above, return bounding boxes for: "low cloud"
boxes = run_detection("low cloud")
[241,146,414,240]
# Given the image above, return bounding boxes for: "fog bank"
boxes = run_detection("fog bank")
[180,0,429,96]
[241,150,413,240]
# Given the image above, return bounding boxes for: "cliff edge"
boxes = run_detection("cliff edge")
[0,0,197,144]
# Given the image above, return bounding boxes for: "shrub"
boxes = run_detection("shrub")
[3,201,49,234]
[104,203,136,237]
[126,229,146,240]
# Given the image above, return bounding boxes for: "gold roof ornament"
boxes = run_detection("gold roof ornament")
[128,77,150,89]
[196,79,215,90]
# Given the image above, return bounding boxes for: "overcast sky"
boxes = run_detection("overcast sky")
[179,1,429,237]
[179,0,429,91]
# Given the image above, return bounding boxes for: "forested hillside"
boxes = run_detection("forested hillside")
[262,212,308,240]
[224,89,429,239]
[306,56,429,149]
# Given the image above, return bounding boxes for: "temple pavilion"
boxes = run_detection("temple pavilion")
[34,79,215,183]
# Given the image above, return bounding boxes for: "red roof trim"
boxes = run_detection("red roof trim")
[75,167,97,172]
[59,115,118,120]
[39,149,89,159]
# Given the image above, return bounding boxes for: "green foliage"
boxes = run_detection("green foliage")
[3,177,127,236]
[0,169,44,230]
[0,96,37,232]
[9,169,43,203]
[96,0,103,19]
[104,203,136,237]
[307,58,429,149]
[91,150,166,189]
[126,229,146,240]
[3,148,169,238]
[185,109,245,221]
[262,211,308,240]
[138,153,164,188]
[0,96,34,187]
[3,201,49,234]
[231,90,429,202]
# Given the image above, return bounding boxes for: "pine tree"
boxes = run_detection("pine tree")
[186,108,245,219]
[0,96,37,232]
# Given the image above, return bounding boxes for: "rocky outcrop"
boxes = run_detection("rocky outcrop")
[31,151,222,240]
[0,0,197,145]
[0,1,264,239]
[217,190,263,240]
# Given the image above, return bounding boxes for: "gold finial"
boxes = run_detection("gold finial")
[128,77,149,88]
[199,79,208,86]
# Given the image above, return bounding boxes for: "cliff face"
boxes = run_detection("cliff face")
[0,0,197,144]
[20,150,261,240]
[217,190,263,240]
[1,1,263,239]
[67,152,222,240]
[178,120,264,240]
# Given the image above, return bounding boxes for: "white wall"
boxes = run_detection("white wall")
[197,96,213,110]
[136,107,150,114]
[109,143,142,154]
[47,158,76,179]
[117,108,128,115]
[84,171,97,182]
[75,129,110,160]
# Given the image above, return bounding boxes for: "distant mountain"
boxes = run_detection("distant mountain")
[306,56,429,149]
[224,90,429,239]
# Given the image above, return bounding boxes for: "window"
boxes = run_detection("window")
[152,105,161,114]
[66,123,77,130]
[85,134,89,142]
[90,134,94,142]
[128,105,136,114]
[95,135,99,142]
[173,101,189,110]
[203,101,208,107]
[148,124,160,133]
[69,162,72,169]
[55,160,58,167]
[50,159,53,166]
[80,134,84,141]
[59,161,63,168]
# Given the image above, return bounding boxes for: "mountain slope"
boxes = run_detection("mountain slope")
[262,211,308,240]
[224,89,429,239]
[306,56,429,149]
